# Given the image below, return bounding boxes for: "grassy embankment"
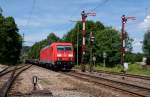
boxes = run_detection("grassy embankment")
[75,64,150,76]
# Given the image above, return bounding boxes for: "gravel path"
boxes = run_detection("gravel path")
[8,65,136,97]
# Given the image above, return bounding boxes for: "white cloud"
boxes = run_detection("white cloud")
[23,31,50,46]
[133,41,142,47]
[25,32,47,42]
[139,15,150,30]
[16,14,70,28]
[16,18,41,27]
[132,38,143,53]
[23,30,66,46]
[133,38,142,46]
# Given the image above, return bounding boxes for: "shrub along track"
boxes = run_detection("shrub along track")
[0,64,32,97]
[63,71,150,97]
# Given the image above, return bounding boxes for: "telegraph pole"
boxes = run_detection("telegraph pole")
[121,15,135,71]
[81,11,96,72]
[21,33,25,63]
[77,24,79,66]
[69,20,80,66]
[23,33,25,44]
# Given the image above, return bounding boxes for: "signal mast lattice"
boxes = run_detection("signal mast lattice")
[121,15,135,71]
[81,11,96,72]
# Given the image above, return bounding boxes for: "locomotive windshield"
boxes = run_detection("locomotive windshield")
[57,45,72,51]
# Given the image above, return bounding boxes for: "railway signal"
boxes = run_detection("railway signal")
[89,31,95,72]
[81,10,96,72]
[121,15,135,71]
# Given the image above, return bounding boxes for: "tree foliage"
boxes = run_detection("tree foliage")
[62,21,105,64]
[0,15,22,65]
[143,31,150,64]
[95,28,121,66]
[63,21,132,66]
[28,20,133,66]
[143,31,150,55]
[28,33,60,59]
[125,52,143,63]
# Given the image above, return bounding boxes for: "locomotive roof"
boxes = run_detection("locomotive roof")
[40,42,72,51]
[51,42,72,46]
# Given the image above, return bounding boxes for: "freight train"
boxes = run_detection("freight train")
[26,42,75,70]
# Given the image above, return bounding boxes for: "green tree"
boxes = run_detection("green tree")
[63,21,105,64]
[143,31,150,55]
[47,32,60,44]
[63,21,133,66]
[28,33,60,59]
[143,31,150,64]
[28,20,133,66]
[0,15,22,65]
[95,28,121,66]
[125,32,133,52]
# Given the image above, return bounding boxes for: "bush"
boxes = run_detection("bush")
[146,56,150,65]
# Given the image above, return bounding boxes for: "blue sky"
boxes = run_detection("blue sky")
[0,0,150,53]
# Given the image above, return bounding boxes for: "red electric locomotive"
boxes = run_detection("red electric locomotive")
[40,42,74,70]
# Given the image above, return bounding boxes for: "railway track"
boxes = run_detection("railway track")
[0,64,32,97]
[94,70,150,80]
[64,71,150,97]
[0,67,10,74]
[0,65,27,77]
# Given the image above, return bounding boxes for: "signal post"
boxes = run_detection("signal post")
[121,15,135,71]
[81,11,96,72]
[89,31,95,72]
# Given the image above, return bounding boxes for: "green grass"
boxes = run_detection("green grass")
[127,64,150,76]
[75,64,150,76]
[94,64,122,73]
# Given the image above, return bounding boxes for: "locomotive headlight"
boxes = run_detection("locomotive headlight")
[69,58,73,61]
[57,54,62,57]
[57,57,62,61]
[68,54,73,57]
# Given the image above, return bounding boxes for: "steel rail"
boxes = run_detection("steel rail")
[0,65,27,77]
[0,67,10,74]
[64,71,150,97]
[94,69,150,80]
[0,65,32,97]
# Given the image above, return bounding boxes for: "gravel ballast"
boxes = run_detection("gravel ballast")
[8,65,135,97]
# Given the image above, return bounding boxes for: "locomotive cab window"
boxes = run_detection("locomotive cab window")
[57,46,64,51]
[57,45,72,51]
[65,46,72,51]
